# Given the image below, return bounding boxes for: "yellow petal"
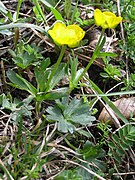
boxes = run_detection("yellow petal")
[94,9,122,29]
[48,22,67,46]
[103,11,116,18]
[94,9,106,27]
[67,25,85,47]
[110,16,123,28]
[48,22,85,48]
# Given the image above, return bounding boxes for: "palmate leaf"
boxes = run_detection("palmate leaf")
[46,105,75,133]
[46,97,95,133]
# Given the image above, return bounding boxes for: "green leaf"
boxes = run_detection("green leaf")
[10,42,44,69]
[49,63,66,90]
[0,94,5,105]
[78,129,92,138]
[118,128,125,140]
[113,153,121,163]
[39,0,55,7]
[100,72,109,78]
[50,7,64,21]
[64,98,95,125]
[112,134,119,144]
[64,0,71,19]
[40,0,64,21]
[71,113,95,125]
[13,54,36,69]
[108,141,116,149]
[7,70,37,96]
[55,96,69,112]
[69,55,84,88]
[99,52,117,58]
[64,98,82,116]
[33,0,47,24]
[58,120,75,133]
[54,169,83,180]
[36,87,68,101]
[46,97,95,133]
[70,56,78,82]
[73,69,84,85]
[0,1,8,14]
[116,147,125,155]
[0,29,12,36]
[34,58,50,91]
[128,126,135,136]
[46,105,69,133]
[46,106,64,122]
[2,95,11,110]
[119,141,130,150]
[82,141,105,161]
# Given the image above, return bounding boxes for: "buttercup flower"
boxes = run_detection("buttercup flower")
[48,22,85,48]
[94,9,122,29]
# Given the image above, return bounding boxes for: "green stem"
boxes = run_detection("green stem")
[36,101,41,116]
[46,45,66,91]
[77,28,105,83]
[64,138,77,151]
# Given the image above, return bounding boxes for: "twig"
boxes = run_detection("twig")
[116,0,129,87]
[60,159,106,180]
[0,159,14,180]
[116,0,125,43]
[1,60,7,90]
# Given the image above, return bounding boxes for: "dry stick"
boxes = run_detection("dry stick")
[0,159,14,180]
[1,60,7,90]
[113,172,135,176]
[116,0,129,84]
[47,167,66,180]
[60,160,106,180]
[46,122,57,142]
[116,0,125,43]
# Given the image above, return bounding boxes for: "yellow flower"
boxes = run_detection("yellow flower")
[94,9,122,29]
[48,22,85,48]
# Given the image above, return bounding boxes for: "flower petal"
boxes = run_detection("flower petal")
[48,22,67,46]
[48,22,85,48]
[94,9,122,29]
[94,9,106,27]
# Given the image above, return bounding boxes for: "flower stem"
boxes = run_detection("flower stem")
[75,28,105,86]
[35,100,41,116]
[46,45,66,91]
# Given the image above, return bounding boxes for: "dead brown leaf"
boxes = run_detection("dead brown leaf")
[99,97,135,123]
